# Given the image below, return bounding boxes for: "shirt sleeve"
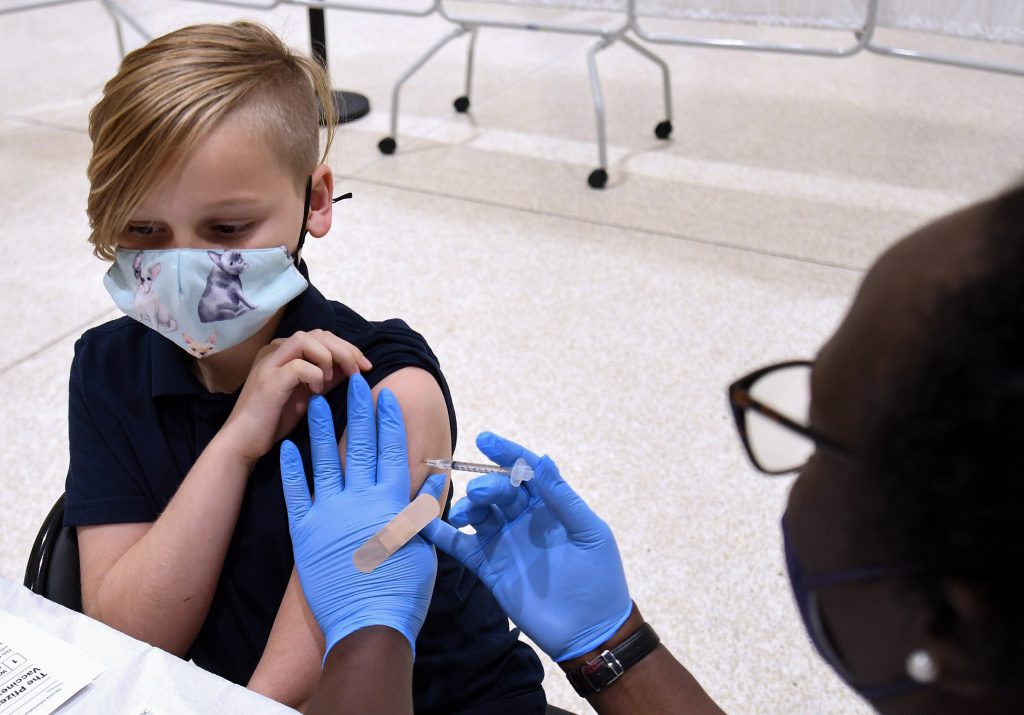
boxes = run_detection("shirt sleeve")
[358,318,458,452]
[64,337,156,527]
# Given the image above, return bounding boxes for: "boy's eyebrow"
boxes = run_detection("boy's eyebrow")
[200,195,267,210]
[128,195,270,221]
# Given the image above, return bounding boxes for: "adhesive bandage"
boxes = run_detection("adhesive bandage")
[353,494,441,573]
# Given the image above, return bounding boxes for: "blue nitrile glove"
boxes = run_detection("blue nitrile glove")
[280,375,445,660]
[421,432,632,662]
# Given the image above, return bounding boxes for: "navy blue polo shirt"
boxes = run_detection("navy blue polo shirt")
[66,270,546,714]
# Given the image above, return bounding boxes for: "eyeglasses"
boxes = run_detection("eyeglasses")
[728,361,851,474]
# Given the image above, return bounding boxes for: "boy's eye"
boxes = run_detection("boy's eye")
[127,224,159,235]
[211,223,252,235]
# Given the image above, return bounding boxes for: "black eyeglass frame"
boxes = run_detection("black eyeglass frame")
[728,360,854,475]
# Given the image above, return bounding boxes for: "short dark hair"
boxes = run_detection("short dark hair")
[866,183,1024,683]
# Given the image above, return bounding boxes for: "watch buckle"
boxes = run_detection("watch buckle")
[601,650,625,678]
[581,649,625,692]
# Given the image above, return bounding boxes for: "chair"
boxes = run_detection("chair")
[24,493,82,612]
[375,1,674,190]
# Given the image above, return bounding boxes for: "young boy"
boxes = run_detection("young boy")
[66,21,545,711]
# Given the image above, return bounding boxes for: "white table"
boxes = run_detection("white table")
[0,576,294,714]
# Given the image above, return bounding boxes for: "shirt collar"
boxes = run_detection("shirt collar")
[150,260,334,397]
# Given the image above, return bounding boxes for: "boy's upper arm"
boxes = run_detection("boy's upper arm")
[68,341,157,613]
[340,366,453,503]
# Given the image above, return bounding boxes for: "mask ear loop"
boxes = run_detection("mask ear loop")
[295,176,353,266]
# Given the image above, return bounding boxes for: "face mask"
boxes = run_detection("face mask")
[104,246,308,358]
[781,515,925,702]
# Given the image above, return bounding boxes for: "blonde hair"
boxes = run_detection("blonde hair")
[87,21,336,260]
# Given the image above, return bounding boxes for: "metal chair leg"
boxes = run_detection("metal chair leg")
[378,25,470,155]
[620,34,673,139]
[586,36,614,189]
[454,28,478,113]
[99,0,150,57]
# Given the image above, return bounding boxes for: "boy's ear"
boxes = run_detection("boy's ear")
[303,165,334,239]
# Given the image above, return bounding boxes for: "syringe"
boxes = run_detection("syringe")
[423,458,534,487]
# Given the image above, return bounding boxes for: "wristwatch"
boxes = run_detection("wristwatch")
[566,623,660,697]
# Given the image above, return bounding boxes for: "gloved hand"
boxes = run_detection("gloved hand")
[421,432,632,662]
[280,374,444,659]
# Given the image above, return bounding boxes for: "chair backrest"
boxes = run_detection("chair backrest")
[24,494,82,612]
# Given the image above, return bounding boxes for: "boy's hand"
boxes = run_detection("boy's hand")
[222,329,371,466]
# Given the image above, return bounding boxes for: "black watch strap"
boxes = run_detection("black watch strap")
[566,623,660,697]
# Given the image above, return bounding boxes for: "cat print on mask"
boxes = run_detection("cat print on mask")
[183,332,217,358]
[198,250,257,323]
[133,253,179,332]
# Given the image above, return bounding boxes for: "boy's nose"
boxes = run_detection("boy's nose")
[173,231,211,250]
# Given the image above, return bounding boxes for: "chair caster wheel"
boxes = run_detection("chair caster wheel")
[453,95,470,113]
[378,137,397,155]
[654,120,672,140]
[587,168,608,189]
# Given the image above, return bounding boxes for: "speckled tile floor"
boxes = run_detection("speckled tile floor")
[1,2,1022,713]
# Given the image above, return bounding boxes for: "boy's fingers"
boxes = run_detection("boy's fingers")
[476,432,542,469]
[273,332,335,381]
[343,374,376,491]
[275,359,326,396]
[317,330,373,376]
[280,440,312,525]
[374,389,411,496]
[307,395,344,501]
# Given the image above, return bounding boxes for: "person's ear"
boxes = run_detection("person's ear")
[304,165,334,239]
